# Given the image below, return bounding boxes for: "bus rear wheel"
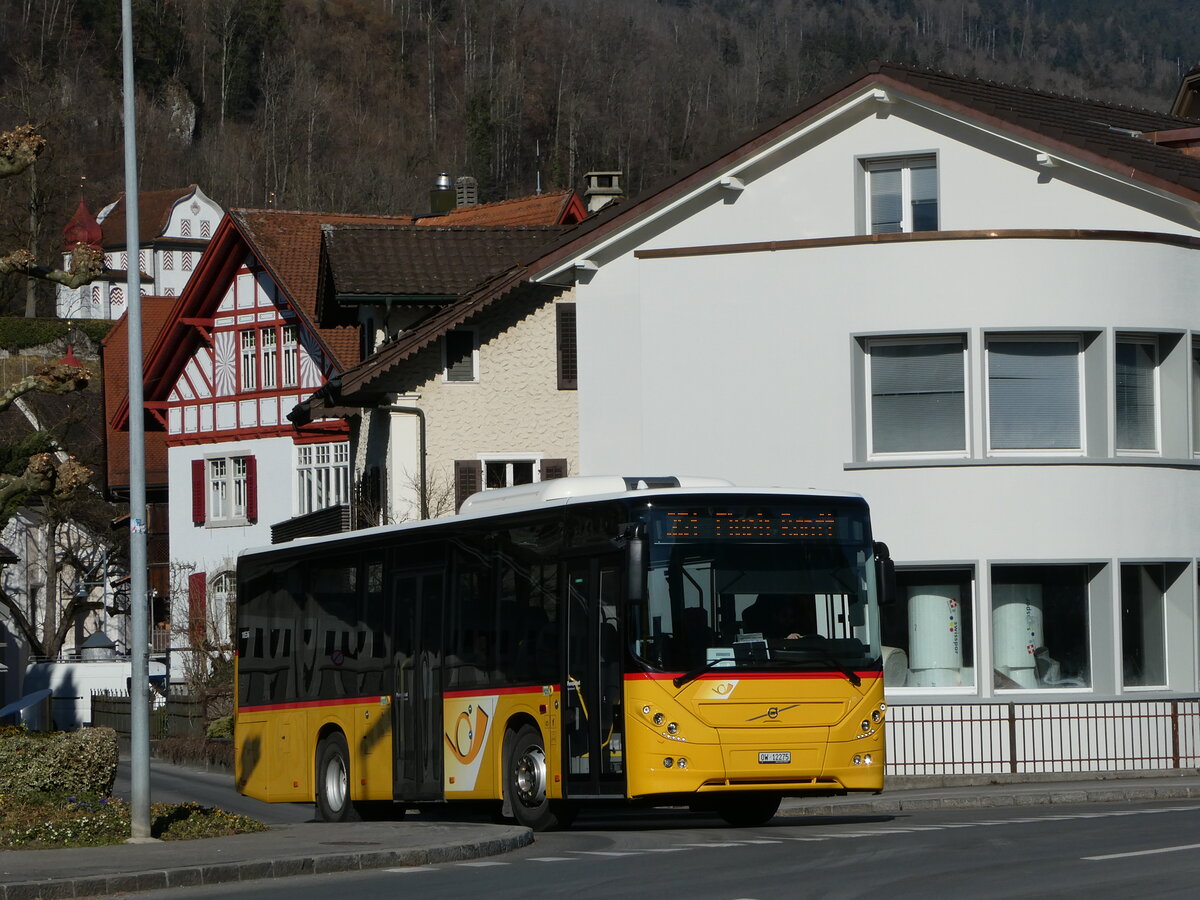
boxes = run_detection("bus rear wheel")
[315,732,360,822]
[507,724,575,831]
[716,793,781,828]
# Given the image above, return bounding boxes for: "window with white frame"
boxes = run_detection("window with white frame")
[208,457,250,522]
[297,442,350,515]
[1115,336,1158,453]
[282,325,298,387]
[867,337,966,455]
[240,330,257,391]
[880,567,975,689]
[444,329,477,382]
[987,337,1082,452]
[211,571,237,647]
[991,564,1090,690]
[866,155,938,234]
[261,327,278,390]
[1120,563,1167,688]
[485,458,536,489]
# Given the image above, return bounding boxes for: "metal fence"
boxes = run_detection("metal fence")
[90,691,205,740]
[887,699,1200,775]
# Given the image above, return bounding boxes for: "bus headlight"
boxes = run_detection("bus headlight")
[653,713,665,726]
[666,722,678,735]
[872,710,882,723]
[663,757,674,768]
[863,754,873,766]
[861,720,871,732]
[853,754,862,766]
[643,706,651,715]
[677,757,687,769]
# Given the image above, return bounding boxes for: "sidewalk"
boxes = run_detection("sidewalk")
[4,773,1200,899]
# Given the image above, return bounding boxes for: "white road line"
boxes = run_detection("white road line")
[383,867,437,873]
[644,847,691,852]
[528,857,575,862]
[570,850,644,856]
[736,839,784,844]
[1083,842,1200,861]
[457,861,511,867]
[777,837,831,842]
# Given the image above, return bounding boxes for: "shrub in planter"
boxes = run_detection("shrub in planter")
[0,726,119,799]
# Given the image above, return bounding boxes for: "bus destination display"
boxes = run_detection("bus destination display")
[660,509,837,540]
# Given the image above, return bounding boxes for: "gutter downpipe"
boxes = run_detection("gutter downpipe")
[388,406,428,520]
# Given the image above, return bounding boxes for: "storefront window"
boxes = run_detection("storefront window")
[991,565,1090,690]
[881,568,975,689]
[1121,564,1167,688]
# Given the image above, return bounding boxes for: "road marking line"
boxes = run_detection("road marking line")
[457,861,510,867]
[736,839,784,844]
[644,848,690,852]
[384,867,437,873]
[777,837,830,842]
[1084,843,1200,861]
[678,842,746,847]
[528,857,575,862]
[570,851,643,856]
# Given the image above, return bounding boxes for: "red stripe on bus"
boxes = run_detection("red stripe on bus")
[624,671,881,682]
[443,684,561,699]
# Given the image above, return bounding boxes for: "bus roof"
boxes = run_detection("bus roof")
[238,476,866,560]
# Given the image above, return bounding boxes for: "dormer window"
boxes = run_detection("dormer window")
[865,155,938,234]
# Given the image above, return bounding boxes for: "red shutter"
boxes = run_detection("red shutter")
[188,572,207,645]
[191,459,206,524]
[245,456,258,522]
[556,303,577,390]
[541,459,568,481]
[454,460,482,512]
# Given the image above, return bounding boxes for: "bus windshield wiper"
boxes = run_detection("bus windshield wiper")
[779,638,862,687]
[672,657,737,688]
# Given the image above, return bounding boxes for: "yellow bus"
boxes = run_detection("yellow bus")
[234,476,892,830]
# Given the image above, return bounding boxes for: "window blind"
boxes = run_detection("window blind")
[870,341,965,452]
[988,340,1080,450]
[1115,340,1156,451]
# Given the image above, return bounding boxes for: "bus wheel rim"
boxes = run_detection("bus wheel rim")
[325,755,347,810]
[514,745,547,807]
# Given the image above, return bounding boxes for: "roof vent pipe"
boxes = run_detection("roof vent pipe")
[429,173,456,215]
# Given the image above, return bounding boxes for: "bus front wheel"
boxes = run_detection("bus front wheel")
[716,793,781,828]
[506,724,575,831]
[315,732,360,823]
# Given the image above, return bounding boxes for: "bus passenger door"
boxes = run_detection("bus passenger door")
[564,557,626,798]
[392,570,444,801]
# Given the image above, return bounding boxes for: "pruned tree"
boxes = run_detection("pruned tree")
[0,125,104,294]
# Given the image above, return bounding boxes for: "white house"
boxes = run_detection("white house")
[57,185,222,320]
[422,62,1200,775]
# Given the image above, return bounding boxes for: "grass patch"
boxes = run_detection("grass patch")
[0,796,268,849]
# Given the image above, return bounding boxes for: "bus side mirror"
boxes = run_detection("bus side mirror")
[874,541,897,606]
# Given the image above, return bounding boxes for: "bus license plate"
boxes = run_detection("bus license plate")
[758,751,791,764]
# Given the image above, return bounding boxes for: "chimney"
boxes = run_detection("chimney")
[584,171,623,213]
[455,176,479,207]
[428,173,456,215]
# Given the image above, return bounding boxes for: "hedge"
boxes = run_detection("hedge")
[0,316,114,350]
[0,725,120,799]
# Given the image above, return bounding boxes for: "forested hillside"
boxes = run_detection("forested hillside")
[2,0,1198,315]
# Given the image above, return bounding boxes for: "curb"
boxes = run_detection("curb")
[0,828,534,900]
[779,783,1200,818]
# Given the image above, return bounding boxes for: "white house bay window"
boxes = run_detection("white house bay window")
[991,565,1090,691]
[1115,337,1157,452]
[282,325,299,387]
[297,442,350,515]
[987,337,1082,452]
[868,338,966,455]
[261,327,278,390]
[240,330,258,391]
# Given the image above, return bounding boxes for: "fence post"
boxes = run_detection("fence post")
[1172,701,1180,769]
[1008,703,1018,774]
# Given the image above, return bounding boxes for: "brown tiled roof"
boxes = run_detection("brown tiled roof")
[100,297,176,492]
[99,186,200,249]
[322,225,567,298]
[416,190,585,226]
[231,209,413,370]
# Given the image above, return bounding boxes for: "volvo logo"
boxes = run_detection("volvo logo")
[747,703,799,722]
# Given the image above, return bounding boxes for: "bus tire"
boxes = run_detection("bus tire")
[716,793,781,828]
[506,724,574,831]
[315,732,360,822]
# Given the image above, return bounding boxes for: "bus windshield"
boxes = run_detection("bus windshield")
[628,500,881,676]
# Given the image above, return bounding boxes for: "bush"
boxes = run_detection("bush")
[206,715,232,739]
[156,734,234,770]
[0,797,267,849]
[0,726,119,800]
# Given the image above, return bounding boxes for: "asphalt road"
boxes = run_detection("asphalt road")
[121,798,1200,899]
